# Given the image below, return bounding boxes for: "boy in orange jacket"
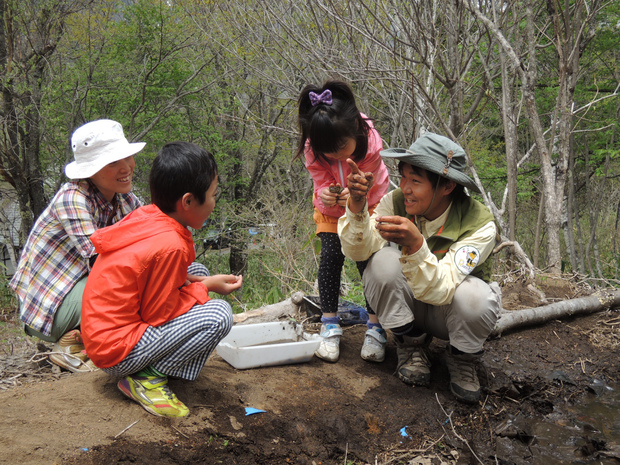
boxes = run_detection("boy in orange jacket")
[82,142,242,417]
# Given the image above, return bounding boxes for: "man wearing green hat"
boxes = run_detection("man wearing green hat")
[338,132,501,403]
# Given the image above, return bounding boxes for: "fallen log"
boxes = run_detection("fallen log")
[232,288,620,337]
[233,291,305,325]
[491,288,620,337]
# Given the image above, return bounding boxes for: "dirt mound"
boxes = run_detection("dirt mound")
[1,278,619,465]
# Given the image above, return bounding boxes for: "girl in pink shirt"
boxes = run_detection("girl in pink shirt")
[295,80,389,364]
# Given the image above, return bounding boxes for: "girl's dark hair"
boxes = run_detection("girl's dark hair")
[150,141,218,213]
[295,80,370,163]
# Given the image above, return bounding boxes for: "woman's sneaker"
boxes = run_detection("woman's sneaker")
[118,374,189,417]
[49,330,96,373]
[315,323,343,362]
[360,327,387,362]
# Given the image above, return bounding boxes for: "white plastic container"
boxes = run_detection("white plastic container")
[216,320,320,370]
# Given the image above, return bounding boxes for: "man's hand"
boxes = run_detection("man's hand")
[346,159,374,213]
[374,216,424,255]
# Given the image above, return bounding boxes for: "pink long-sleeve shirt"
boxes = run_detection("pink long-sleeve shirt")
[304,115,389,233]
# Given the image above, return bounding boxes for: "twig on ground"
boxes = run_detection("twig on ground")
[435,393,484,465]
[173,426,189,439]
[114,420,140,439]
[490,426,499,465]
[380,434,445,464]
[28,353,51,364]
[481,394,489,411]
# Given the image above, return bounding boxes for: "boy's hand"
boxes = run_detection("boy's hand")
[346,159,374,213]
[375,216,423,255]
[200,274,243,295]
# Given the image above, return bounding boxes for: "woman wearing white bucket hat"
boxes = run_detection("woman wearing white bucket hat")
[9,119,145,373]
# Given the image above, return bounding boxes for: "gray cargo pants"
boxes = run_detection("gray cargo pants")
[362,246,501,353]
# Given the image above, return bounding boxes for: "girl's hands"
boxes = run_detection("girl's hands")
[320,184,350,207]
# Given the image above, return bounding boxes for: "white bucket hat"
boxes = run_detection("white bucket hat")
[65,119,146,179]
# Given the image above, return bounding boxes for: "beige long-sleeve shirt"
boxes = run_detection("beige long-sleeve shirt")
[338,190,497,306]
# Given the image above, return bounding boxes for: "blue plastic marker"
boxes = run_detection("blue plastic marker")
[245,407,266,416]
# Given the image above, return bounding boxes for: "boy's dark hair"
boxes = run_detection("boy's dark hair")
[295,80,370,163]
[398,161,466,199]
[150,141,218,213]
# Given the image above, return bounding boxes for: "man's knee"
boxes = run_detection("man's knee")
[363,246,403,288]
[452,277,501,324]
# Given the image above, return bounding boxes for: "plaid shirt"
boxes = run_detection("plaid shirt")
[9,180,141,336]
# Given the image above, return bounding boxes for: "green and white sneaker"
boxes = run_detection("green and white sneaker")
[118,374,189,417]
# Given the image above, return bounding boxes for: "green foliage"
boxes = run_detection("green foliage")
[5,0,619,292]
[341,262,367,309]
[197,243,368,313]
[0,270,17,316]
[198,248,307,313]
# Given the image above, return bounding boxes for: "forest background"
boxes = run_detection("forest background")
[0,0,618,313]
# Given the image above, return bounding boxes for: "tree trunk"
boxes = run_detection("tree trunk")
[564,133,578,272]
[523,3,562,274]
[586,150,610,279]
[533,191,544,269]
[26,56,49,219]
[463,0,603,276]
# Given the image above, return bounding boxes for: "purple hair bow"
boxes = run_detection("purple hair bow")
[309,89,333,106]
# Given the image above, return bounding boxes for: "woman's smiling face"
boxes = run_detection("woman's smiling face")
[89,156,135,202]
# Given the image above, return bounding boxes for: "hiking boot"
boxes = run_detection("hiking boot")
[395,334,431,386]
[315,323,343,362]
[360,327,387,362]
[49,330,96,373]
[446,347,482,404]
[118,374,190,417]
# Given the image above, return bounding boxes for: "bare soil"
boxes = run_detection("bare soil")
[1,276,619,465]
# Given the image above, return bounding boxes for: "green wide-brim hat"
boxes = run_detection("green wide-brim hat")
[380,132,480,193]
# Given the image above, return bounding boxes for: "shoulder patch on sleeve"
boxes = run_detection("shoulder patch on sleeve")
[454,245,480,275]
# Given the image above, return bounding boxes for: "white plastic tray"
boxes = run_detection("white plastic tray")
[216,321,320,370]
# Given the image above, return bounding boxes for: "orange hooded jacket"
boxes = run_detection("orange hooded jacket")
[81,204,209,368]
